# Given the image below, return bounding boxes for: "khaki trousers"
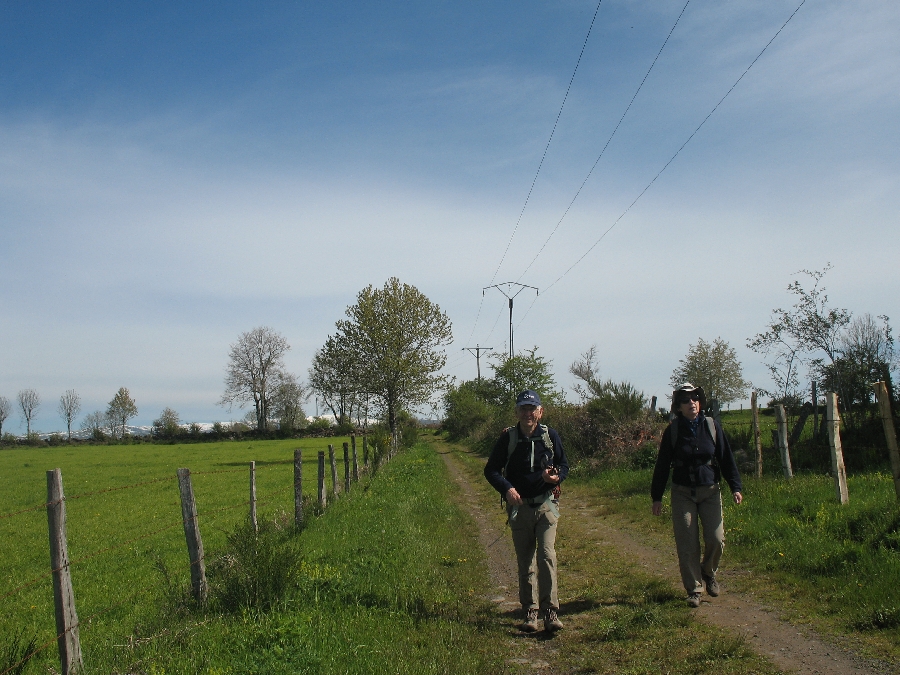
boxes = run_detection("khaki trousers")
[670,483,725,594]
[507,499,559,611]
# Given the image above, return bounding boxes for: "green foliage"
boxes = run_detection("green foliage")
[442,380,497,443]
[0,629,38,675]
[305,417,334,434]
[334,277,452,434]
[107,386,138,439]
[153,406,182,439]
[670,337,750,406]
[485,346,563,408]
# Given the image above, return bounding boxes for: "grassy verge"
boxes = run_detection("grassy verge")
[2,439,508,674]
[445,437,780,675]
[569,465,900,662]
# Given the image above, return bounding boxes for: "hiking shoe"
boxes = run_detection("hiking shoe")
[687,593,702,608]
[519,608,540,632]
[703,574,719,597]
[544,608,564,632]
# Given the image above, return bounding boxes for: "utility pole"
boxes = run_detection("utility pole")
[483,282,538,358]
[462,345,493,380]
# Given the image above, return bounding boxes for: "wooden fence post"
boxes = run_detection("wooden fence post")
[826,392,849,504]
[812,380,818,441]
[751,391,762,478]
[774,404,793,479]
[293,449,304,527]
[47,469,83,675]
[318,451,327,509]
[343,442,351,493]
[249,461,257,533]
[176,468,207,604]
[329,444,338,497]
[650,395,657,413]
[873,381,900,501]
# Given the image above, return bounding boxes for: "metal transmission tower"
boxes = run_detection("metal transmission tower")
[483,282,538,358]
[462,345,493,380]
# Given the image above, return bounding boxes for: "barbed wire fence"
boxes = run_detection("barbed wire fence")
[0,431,389,675]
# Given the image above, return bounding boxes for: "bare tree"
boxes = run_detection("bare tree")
[107,387,138,439]
[58,390,82,440]
[271,371,308,434]
[81,410,108,441]
[219,326,289,432]
[0,396,10,437]
[17,389,40,436]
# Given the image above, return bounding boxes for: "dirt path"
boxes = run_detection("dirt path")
[437,445,892,675]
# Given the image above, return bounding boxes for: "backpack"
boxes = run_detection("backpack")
[501,424,560,504]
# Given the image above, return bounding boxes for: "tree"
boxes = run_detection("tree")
[81,410,108,440]
[334,277,452,435]
[107,387,138,439]
[17,389,40,436]
[153,407,182,439]
[219,326,289,432]
[0,396,10,437]
[271,371,308,434]
[748,265,850,405]
[670,338,749,407]
[58,390,81,440]
[570,347,647,421]
[488,347,563,409]
[309,334,362,426]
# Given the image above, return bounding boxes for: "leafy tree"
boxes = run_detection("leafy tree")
[58,390,81,440]
[153,407,182,439]
[334,277,452,435]
[670,337,749,406]
[309,334,361,426]
[107,387,138,439]
[748,265,850,406]
[0,396,10,437]
[442,379,497,442]
[271,371,308,434]
[220,326,290,432]
[486,347,563,409]
[17,389,40,436]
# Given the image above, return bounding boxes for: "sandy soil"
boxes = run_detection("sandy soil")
[437,446,894,675]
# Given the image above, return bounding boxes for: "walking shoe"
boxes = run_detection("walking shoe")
[518,608,540,632]
[703,574,719,597]
[687,593,701,608]
[544,608,564,632]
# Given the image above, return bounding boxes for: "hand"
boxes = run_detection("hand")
[733,491,743,505]
[506,487,523,506]
[651,501,663,516]
[542,467,560,485]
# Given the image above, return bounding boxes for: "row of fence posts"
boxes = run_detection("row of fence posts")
[45,433,383,674]
[747,382,900,504]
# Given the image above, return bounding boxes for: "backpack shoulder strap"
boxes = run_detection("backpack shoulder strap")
[503,426,517,475]
[539,424,553,453]
[705,417,717,445]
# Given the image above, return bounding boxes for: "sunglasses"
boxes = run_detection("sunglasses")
[677,394,701,404]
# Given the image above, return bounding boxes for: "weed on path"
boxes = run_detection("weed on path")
[434,436,893,675]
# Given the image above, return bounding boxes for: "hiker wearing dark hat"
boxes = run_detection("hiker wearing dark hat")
[484,390,569,632]
[651,383,743,607]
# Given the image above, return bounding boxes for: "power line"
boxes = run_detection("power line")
[517,0,809,325]
[516,0,692,283]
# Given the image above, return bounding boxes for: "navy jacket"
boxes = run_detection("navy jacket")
[651,414,742,502]
[484,424,568,499]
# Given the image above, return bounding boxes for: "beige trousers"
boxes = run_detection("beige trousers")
[507,498,559,611]
[670,483,725,595]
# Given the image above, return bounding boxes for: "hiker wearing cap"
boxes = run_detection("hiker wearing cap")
[651,383,743,607]
[484,390,569,633]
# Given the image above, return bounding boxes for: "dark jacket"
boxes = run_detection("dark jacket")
[484,424,568,500]
[650,414,742,502]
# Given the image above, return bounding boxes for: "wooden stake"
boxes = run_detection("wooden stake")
[47,469,83,675]
[774,404,793,479]
[249,461,257,533]
[826,392,849,504]
[318,450,327,509]
[343,442,351,493]
[176,468,207,603]
[873,381,900,501]
[328,444,338,496]
[751,391,762,478]
[294,449,303,527]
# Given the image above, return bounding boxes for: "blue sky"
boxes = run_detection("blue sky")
[1,0,898,432]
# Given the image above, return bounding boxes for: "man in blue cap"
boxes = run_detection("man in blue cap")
[484,390,569,632]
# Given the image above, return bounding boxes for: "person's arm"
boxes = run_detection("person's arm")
[650,421,674,514]
[484,429,515,497]
[545,429,568,485]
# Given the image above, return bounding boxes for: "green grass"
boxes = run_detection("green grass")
[569,465,900,661]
